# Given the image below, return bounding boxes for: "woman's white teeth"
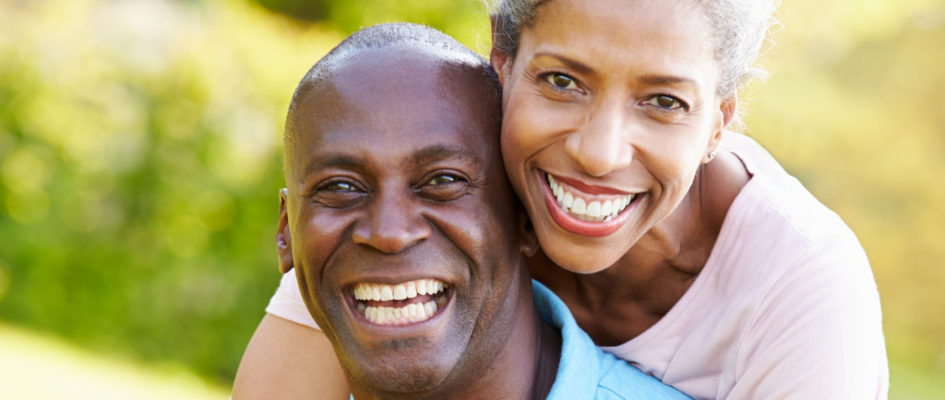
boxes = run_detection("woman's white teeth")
[547,175,634,222]
[353,279,445,301]
[571,197,586,214]
[363,301,438,325]
[586,200,600,217]
[600,200,613,216]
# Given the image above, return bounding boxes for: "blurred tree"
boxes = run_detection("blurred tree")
[251,0,330,22]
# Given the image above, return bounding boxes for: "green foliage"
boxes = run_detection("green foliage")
[0,0,345,383]
[250,0,488,48]
[1,0,943,392]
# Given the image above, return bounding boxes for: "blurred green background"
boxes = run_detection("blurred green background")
[0,0,942,397]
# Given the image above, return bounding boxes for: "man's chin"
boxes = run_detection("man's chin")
[345,353,457,396]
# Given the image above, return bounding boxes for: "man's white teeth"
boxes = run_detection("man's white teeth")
[353,279,447,325]
[364,301,438,325]
[353,279,446,301]
[547,175,634,222]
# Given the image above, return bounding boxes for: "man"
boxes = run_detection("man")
[240,23,688,399]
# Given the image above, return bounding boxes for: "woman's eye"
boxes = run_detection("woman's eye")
[542,73,578,91]
[645,95,687,110]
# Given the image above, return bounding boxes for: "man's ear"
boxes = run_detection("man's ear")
[517,212,539,258]
[277,188,294,273]
[489,15,511,87]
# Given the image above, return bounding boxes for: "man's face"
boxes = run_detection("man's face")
[280,48,529,396]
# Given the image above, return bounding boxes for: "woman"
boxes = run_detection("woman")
[234,0,888,398]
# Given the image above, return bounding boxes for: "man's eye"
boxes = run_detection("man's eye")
[427,174,458,186]
[311,180,365,207]
[542,72,578,90]
[321,181,358,192]
[419,173,468,201]
[645,95,688,110]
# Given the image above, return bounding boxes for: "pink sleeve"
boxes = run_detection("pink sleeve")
[727,237,888,399]
[265,271,321,330]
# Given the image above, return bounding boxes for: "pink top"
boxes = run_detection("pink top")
[266,132,888,399]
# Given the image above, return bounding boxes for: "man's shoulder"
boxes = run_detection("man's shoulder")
[532,281,690,400]
[594,358,691,400]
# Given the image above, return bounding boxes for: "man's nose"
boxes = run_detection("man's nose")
[351,190,431,253]
[564,102,634,177]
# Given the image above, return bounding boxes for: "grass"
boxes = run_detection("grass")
[0,323,229,400]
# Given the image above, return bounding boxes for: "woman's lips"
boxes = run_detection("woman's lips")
[541,172,640,237]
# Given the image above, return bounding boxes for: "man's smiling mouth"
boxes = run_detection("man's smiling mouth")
[351,279,450,325]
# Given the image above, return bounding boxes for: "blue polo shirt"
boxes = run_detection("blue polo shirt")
[535,280,691,400]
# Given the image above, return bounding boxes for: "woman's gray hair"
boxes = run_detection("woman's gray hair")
[487,0,780,98]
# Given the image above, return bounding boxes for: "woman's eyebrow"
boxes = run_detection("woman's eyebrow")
[531,53,699,91]
[532,52,594,76]
[636,74,698,89]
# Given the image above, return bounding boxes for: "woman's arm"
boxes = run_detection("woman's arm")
[232,314,350,399]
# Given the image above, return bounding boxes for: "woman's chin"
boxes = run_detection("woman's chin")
[536,231,625,275]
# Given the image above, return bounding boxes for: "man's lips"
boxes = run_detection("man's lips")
[349,279,450,326]
[541,172,642,237]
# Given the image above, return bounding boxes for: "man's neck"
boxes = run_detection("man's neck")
[530,315,562,399]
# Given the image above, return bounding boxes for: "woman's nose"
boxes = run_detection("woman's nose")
[564,104,633,177]
[351,190,431,254]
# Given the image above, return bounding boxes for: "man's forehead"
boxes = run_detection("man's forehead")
[297,49,495,136]
[317,46,483,99]
[285,42,501,185]
[293,55,495,167]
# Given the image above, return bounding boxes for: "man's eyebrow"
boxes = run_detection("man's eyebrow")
[412,144,481,167]
[300,144,481,174]
[302,153,363,174]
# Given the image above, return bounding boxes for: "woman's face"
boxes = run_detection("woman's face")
[493,0,731,273]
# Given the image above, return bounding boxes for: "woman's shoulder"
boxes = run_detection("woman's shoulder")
[707,132,872,298]
[718,131,856,244]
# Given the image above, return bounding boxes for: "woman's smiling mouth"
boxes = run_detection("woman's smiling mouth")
[548,174,635,222]
[350,279,450,326]
[542,172,643,237]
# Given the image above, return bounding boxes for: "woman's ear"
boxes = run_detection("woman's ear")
[518,213,539,258]
[721,94,737,128]
[489,15,511,86]
[277,188,294,273]
[706,94,737,160]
